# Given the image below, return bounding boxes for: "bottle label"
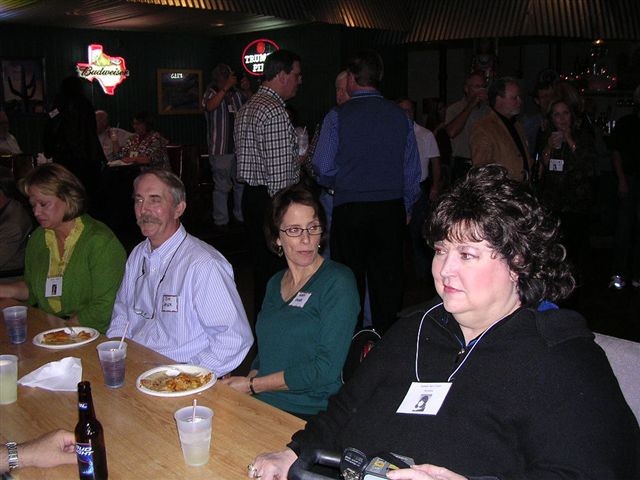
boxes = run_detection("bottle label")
[79,401,88,411]
[76,442,96,476]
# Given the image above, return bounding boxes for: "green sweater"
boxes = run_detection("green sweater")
[253,260,360,415]
[25,214,126,333]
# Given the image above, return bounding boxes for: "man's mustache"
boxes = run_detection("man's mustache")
[137,214,161,226]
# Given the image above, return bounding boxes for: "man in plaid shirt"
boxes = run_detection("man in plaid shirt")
[234,49,302,315]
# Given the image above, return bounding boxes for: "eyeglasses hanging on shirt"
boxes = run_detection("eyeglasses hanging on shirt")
[133,235,187,319]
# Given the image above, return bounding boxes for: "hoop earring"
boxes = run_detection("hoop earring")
[277,245,283,257]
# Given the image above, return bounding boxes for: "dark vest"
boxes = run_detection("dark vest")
[334,92,409,206]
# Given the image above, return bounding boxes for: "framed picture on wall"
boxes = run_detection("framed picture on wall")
[157,68,202,115]
[1,58,46,114]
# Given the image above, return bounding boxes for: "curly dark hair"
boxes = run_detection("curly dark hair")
[426,165,575,306]
[265,182,327,254]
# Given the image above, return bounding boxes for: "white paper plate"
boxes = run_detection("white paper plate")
[136,364,217,397]
[33,327,100,350]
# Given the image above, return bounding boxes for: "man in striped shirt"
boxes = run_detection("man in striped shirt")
[234,49,302,315]
[202,64,247,228]
[107,169,253,376]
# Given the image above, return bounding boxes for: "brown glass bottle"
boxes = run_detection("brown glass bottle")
[75,381,108,479]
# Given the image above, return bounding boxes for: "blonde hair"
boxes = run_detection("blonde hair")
[21,163,87,221]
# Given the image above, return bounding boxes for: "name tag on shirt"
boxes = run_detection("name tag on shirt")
[396,382,452,415]
[45,276,63,297]
[161,295,179,312]
[289,292,312,308]
[549,158,564,172]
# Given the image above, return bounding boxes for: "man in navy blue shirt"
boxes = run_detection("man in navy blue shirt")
[313,50,420,334]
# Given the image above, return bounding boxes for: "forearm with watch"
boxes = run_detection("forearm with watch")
[248,371,288,395]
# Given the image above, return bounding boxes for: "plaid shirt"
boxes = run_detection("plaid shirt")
[234,86,299,196]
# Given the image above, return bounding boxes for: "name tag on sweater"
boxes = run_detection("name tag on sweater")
[45,276,63,297]
[289,292,311,308]
[549,158,564,172]
[396,382,452,415]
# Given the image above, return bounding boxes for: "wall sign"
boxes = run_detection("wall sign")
[76,44,129,95]
[241,39,279,76]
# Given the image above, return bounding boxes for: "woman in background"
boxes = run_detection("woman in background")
[537,98,596,274]
[113,111,169,170]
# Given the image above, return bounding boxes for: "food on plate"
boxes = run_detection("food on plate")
[41,329,93,345]
[140,370,212,392]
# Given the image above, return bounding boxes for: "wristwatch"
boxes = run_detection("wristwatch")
[6,441,19,471]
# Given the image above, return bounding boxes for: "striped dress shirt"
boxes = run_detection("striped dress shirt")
[234,85,299,196]
[202,86,244,156]
[107,225,253,376]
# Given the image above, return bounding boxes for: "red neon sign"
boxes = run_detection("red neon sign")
[241,39,280,76]
[76,44,129,95]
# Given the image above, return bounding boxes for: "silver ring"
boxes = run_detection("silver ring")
[247,463,259,478]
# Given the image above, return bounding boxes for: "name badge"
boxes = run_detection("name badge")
[549,158,564,172]
[396,382,452,415]
[161,295,179,312]
[289,292,312,308]
[45,276,63,297]
[48,108,60,118]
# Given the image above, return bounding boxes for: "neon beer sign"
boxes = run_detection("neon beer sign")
[242,39,279,76]
[76,44,129,95]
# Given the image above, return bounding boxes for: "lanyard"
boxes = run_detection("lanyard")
[414,303,505,382]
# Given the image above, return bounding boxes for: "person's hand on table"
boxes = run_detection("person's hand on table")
[248,448,297,479]
[220,375,252,394]
[387,464,467,480]
[18,429,77,470]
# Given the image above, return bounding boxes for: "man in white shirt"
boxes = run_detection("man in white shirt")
[444,71,489,183]
[107,169,253,376]
[0,111,22,155]
[397,97,441,280]
[95,110,132,161]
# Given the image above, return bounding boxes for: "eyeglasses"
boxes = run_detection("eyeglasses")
[279,224,323,237]
[132,234,187,319]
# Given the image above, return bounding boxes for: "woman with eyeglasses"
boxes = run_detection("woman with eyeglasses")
[222,182,359,419]
[0,164,126,333]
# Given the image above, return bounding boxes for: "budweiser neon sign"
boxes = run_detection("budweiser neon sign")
[76,44,129,95]
[242,39,279,76]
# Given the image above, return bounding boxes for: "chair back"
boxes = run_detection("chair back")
[166,145,183,178]
[594,332,640,423]
[341,329,381,384]
[0,154,35,180]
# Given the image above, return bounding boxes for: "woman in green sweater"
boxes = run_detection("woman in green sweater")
[222,183,360,419]
[0,164,126,333]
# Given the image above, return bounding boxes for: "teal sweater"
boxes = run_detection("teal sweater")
[253,260,360,415]
[25,214,126,333]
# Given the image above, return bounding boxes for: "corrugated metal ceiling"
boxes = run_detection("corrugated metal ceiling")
[1,0,638,40]
[403,0,640,43]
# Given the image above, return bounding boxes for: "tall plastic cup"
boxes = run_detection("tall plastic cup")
[96,341,127,388]
[174,406,213,466]
[2,306,28,344]
[0,354,18,404]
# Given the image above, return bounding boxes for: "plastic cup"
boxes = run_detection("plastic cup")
[174,406,213,466]
[2,306,28,344]
[0,354,18,404]
[96,341,127,388]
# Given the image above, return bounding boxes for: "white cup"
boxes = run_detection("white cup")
[0,354,18,404]
[174,406,213,466]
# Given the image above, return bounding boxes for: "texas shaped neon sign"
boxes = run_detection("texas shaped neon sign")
[76,44,129,95]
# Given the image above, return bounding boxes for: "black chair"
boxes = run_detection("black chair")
[341,328,381,384]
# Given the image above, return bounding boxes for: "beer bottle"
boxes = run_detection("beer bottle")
[75,381,108,479]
